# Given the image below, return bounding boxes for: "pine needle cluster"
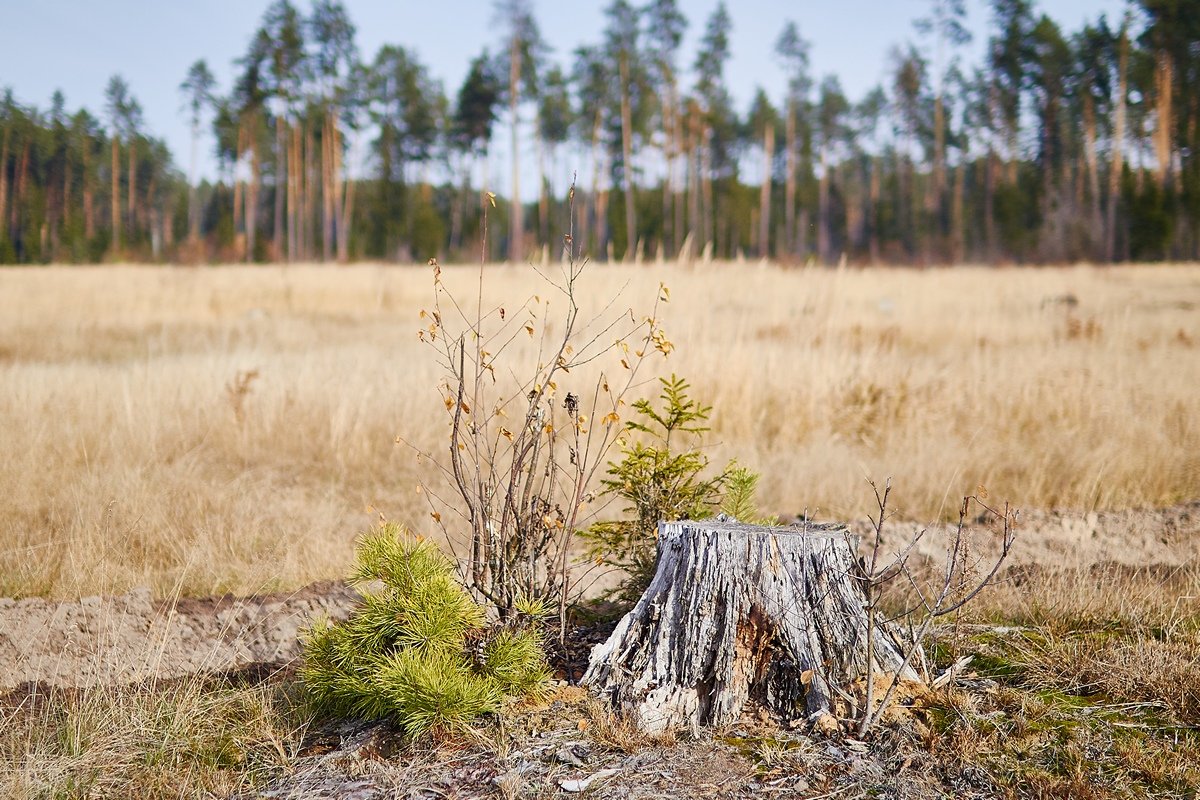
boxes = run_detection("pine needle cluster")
[299,524,550,738]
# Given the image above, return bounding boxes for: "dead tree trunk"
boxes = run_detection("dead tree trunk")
[584,519,917,734]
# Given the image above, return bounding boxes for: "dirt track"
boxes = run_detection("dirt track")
[1,503,1196,692]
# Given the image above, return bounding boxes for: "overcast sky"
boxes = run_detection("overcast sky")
[3,0,1127,193]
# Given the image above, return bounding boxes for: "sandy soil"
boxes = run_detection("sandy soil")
[848,500,1200,573]
[0,581,360,691]
[1,502,1196,692]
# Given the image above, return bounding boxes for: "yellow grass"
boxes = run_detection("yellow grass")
[0,676,305,798]
[1,261,1197,599]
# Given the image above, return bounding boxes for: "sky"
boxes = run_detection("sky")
[2,0,1127,194]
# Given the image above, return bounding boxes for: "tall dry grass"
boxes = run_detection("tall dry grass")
[0,675,305,798]
[1,262,1196,599]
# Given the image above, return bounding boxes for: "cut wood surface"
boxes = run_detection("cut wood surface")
[584,518,918,733]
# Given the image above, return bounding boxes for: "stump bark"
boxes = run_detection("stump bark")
[583,518,919,733]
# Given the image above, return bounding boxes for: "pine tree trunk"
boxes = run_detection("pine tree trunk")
[759,123,774,259]
[304,123,312,260]
[784,100,797,258]
[61,157,70,257]
[797,207,808,260]
[302,123,312,260]
[0,127,9,244]
[619,54,637,262]
[337,149,354,264]
[931,93,944,220]
[162,190,174,254]
[984,149,996,261]
[1107,24,1128,264]
[274,115,285,262]
[83,141,94,241]
[846,164,862,257]
[951,161,965,264]
[147,178,160,260]
[818,148,829,264]
[672,89,685,258]
[14,143,29,241]
[288,123,300,262]
[509,35,522,264]
[589,113,607,259]
[585,519,918,734]
[1082,93,1102,254]
[189,122,200,245]
[311,123,320,260]
[232,124,245,260]
[687,109,700,253]
[334,122,345,262]
[868,156,880,264]
[248,141,260,262]
[701,126,714,255]
[127,138,136,243]
[322,114,333,263]
[110,136,120,257]
[1154,49,1173,187]
[537,133,548,249]
[661,85,674,257]
[334,124,350,263]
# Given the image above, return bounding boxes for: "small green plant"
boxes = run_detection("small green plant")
[299,524,550,738]
[719,466,776,525]
[585,375,764,601]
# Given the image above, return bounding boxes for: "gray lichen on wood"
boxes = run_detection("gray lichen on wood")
[583,518,918,733]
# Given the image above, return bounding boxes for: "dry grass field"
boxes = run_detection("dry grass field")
[0,261,1197,600]
[2,260,1200,799]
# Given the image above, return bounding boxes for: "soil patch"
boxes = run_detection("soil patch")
[0,581,359,691]
[1,503,1196,693]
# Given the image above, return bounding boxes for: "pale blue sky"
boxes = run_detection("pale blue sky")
[2,0,1127,191]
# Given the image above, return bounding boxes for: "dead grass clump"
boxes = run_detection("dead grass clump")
[224,368,260,424]
[583,699,676,752]
[969,563,1200,635]
[1022,633,1200,725]
[0,675,307,798]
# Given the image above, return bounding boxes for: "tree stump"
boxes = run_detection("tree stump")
[583,518,919,734]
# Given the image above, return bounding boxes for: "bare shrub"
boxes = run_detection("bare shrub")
[397,187,671,620]
[855,480,1017,735]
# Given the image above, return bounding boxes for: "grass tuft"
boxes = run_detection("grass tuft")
[0,676,306,799]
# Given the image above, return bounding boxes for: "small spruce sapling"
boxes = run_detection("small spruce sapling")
[585,375,765,601]
[719,466,776,525]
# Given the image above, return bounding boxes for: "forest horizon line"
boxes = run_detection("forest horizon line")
[0,0,1194,266]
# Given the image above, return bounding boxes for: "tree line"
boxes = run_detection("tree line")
[1,0,1197,266]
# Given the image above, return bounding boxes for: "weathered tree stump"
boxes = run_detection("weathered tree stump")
[583,518,919,733]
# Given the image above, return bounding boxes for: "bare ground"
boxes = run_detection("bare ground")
[0,581,360,692]
[2,504,1198,799]
[2,502,1196,693]
[242,694,974,800]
